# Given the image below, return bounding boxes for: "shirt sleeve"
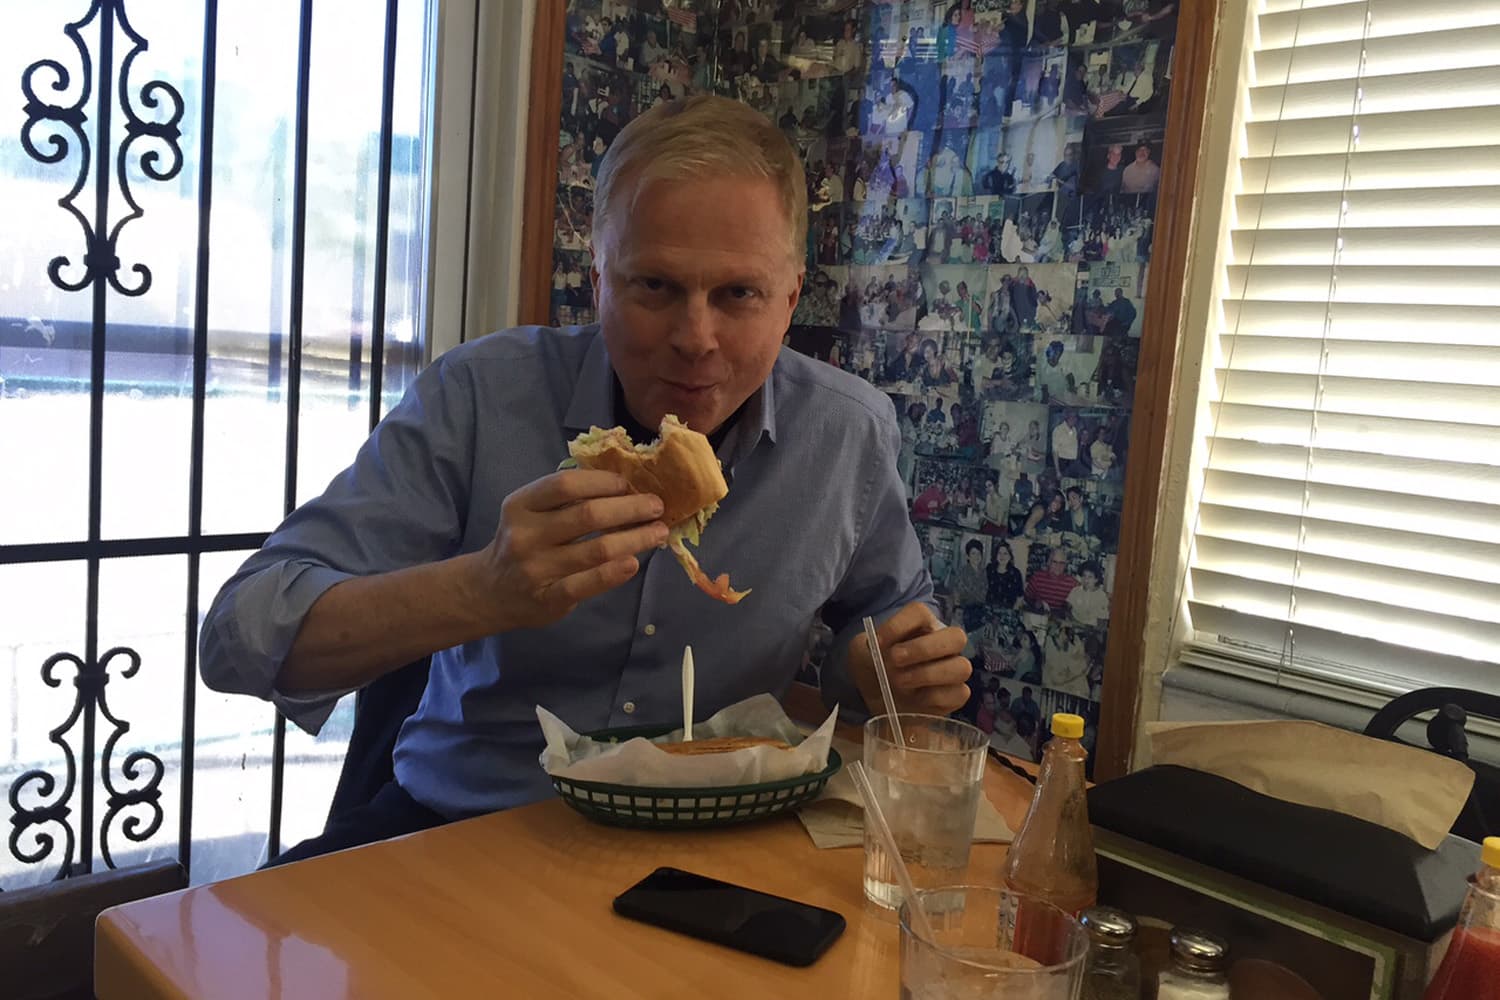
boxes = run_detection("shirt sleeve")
[198,354,477,735]
[817,407,937,724]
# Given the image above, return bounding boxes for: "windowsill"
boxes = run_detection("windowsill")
[1161,650,1500,768]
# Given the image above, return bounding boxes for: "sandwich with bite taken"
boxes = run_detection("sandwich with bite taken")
[568,414,749,605]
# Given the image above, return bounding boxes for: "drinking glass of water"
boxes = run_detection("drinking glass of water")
[900,886,1088,999]
[862,713,988,912]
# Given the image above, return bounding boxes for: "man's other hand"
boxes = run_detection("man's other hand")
[848,602,971,717]
[470,470,668,632]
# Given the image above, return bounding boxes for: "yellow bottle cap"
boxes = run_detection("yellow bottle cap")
[1483,837,1500,870]
[1052,713,1085,740]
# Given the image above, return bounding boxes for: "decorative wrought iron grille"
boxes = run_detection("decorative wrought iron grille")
[2,0,427,885]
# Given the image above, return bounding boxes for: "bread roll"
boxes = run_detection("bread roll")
[657,736,793,756]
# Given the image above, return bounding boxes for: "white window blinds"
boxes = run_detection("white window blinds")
[1186,0,1500,694]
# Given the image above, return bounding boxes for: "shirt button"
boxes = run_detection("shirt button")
[623,701,637,714]
[643,624,657,636]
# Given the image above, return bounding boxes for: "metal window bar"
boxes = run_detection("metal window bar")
[5,0,413,883]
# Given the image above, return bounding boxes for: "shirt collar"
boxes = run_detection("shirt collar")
[560,326,779,474]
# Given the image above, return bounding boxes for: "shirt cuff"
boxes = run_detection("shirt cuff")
[202,561,357,736]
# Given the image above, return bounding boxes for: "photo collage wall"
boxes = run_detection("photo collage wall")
[553,0,1179,766]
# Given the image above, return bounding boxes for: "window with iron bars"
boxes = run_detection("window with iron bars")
[1,0,451,887]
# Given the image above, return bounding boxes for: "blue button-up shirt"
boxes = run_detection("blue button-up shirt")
[201,325,932,819]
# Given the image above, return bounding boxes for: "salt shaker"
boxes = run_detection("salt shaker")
[1156,928,1230,1000]
[1079,906,1141,1000]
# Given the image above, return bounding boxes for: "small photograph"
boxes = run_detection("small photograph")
[1028,0,1071,47]
[561,55,633,150]
[829,328,885,382]
[1013,46,1068,122]
[851,131,926,200]
[791,264,850,328]
[939,54,982,128]
[880,328,968,392]
[1112,0,1182,43]
[782,9,864,80]
[861,0,904,68]
[788,324,883,382]
[946,532,998,608]
[1044,334,1134,407]
[808,208,846,267]
[919,523,963,599]
[972,332,1036,402]
[718,22,757,81]
[849,197,928,265]
[849,263,924,331]
[975,39,1020,127]
[1079,36,1172,119]
[634,10,674,71]
[907,387,977,460]
[1084,117,1166,196]
[554,185,592,253]
[785,324,840,364]
[918,263,990,334]
[774,75,846,138]
[859,72,923,136]
[549,248,593,317]
[1048,406,1130,482]
[1067,194,1157,263]
[565,1,632,65]
[977,0,1031,52]
[803,136,853,211]
[916,127,977,197]
[1074,259,1146,337]
[930,196,1003,265]
[988,677,1048,760]
[984,261,1077,340]
[1003,113,1086,194]
[633,74,687,115]
[969,126,1015,195]
[911,457,1001,532]
[1034,335,1110,406]
[980,399,1050,477]
[746,22,790,84]
[553,303,597,328]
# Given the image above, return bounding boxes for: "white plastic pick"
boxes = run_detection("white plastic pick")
[682,644,695,742]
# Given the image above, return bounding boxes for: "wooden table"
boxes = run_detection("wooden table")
[96,758,1037,999]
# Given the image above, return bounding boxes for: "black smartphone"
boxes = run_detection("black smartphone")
[612,866,846,967]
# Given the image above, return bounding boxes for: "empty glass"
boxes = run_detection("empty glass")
[863,714,988,912]
[900,886,1089,999]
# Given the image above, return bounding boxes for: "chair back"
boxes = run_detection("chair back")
[1364,687,1500,843]
[0,860,186,1000]
[325,655,432,829]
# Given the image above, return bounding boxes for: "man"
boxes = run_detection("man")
[1121,142,1161,194]
[201,97,970,862]
[1052,409,1081,476]
[980,151,1017,196]
[1025,547,1078,612]
[1106,286,1138,335]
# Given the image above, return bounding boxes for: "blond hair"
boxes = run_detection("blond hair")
[592,94,808,267]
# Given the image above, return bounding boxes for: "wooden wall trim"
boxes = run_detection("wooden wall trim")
[518,0,565,327]
[1094,2,1220,782]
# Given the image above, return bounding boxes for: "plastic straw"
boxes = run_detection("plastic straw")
[849,761,937,942]
[681,645,695,742]
[863,616,905,748]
